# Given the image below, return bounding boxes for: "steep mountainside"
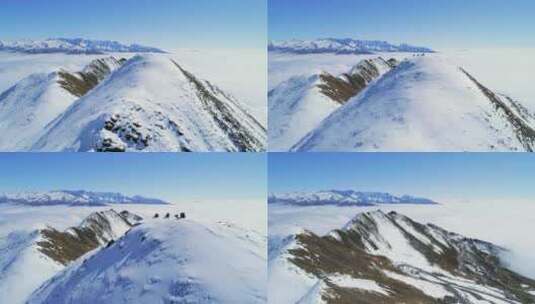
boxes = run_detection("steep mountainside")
[37,210,135,265]
[0,209,139,304]
[270,210,535,303]
[28,220,266,304]
[269,57,397,150]
[0,190,168,206]
[293,56,535,151]
[0,38,164,54]
[269,190,436,206]
[269,38,433,55]
[31,54,266,152]
[0,56,123,151]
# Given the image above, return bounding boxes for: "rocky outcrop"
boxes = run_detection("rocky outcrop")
[317,57,398,104]
[58,57,125,97]
[36,209,140,265]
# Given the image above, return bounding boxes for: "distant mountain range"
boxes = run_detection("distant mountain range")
[268,38,434,54]
[268,190,437,206]
[0,190,168,206]
[0,38,165,54]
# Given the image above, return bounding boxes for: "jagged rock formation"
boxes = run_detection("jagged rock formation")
[269,57,397,150]
[37,209,137,265]
[274,210,535,303]
[57,57,125,97]
[318,58,398,104]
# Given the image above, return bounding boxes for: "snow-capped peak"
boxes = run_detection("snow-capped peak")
[0,38,164,54]
[268,190,437,206]
[0,190,168,206]
[268,38,434,54]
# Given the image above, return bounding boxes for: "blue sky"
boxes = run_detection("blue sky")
[0,153,266,203]
[0,0,266,50]
[269,0,535,49]
[269,153,535,203]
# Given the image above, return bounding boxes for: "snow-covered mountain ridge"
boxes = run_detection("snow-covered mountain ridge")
[0,54,266,151]
[268,190,437,206]
[28,217,266,304]
[271,210,535,303]
[269,38,434,54]
[275,55,535,151]
[0,190,168,206]
[0,38,164,54]
[268,56,397,150]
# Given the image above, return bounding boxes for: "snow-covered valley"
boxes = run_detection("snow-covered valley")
[269,200,535,303]
[0,197,266,304]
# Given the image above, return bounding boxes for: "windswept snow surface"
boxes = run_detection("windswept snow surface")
[0,200,266,304]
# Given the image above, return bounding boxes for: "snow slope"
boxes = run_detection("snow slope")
[0,209,134,304]
[31,54,266,152]
[269,38,433,55]
[0,190,167,206]
[269,190,436,206]
[0,38,164,54]
[0,57,123,150]
[28,219,266,304]
[293,56,535,151]
[0,72,75,150]
[269,57,396,150]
